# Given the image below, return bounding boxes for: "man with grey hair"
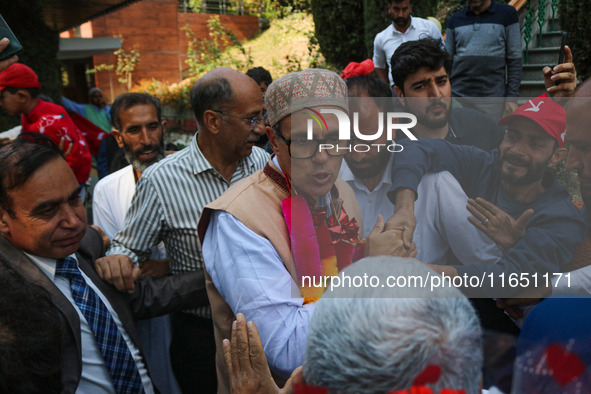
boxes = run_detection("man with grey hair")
[94,68,269,393]
[224,257,483,394]
[304,257,482,393]
[198,68,412,392]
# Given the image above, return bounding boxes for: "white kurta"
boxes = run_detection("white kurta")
[92,164,180,394]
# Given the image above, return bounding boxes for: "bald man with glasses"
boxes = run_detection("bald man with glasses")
[94,67,269,393]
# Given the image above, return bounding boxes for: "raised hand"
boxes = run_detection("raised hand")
[467,197,533,250]
[544,45,577,98]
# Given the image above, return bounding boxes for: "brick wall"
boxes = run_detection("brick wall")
[91,0,259,101]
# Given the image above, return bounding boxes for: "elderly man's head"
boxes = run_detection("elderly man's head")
[265,69,349,202]
[566,80,591,205]
[190,68,266,161]
[302,257,483,393]
[0,140,86,259]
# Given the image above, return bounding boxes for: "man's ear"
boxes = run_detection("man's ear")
[266,125,280,155]
[0,208,11,236]
[203,110,221,136]
[111,129,124,148]
[549,147,568,167]
[393,86,405,106]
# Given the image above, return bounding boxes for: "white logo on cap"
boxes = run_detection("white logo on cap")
[561,131,567,143]
[524,100,544,112]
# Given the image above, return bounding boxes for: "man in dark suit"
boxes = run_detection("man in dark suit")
[0,138,206,393]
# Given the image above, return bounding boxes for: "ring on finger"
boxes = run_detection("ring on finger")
[482,218,489,225]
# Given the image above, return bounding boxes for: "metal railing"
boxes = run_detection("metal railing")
[511,0,561,64]
[178,0,259,16]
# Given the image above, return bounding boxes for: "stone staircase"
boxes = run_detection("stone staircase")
[518,0,565,98]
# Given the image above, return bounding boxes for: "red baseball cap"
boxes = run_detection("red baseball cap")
[0,63,41,92]
[498,95,566,148]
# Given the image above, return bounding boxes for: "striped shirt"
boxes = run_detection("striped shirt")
[108,133,269,317]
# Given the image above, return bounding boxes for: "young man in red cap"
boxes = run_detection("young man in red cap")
[0,63,91,197]
[387,96,586,329]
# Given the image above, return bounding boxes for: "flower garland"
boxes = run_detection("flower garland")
[282,195,362,303]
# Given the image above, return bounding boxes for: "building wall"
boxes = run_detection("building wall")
[177,13,259,74]
[91,0,259,101]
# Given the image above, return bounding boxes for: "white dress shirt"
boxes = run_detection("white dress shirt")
[339,155,395,239]
[25,253,154,394]
[92,164,179,394]
[202,157,316,379]
[93,165,166,258]
[373,16,443,86]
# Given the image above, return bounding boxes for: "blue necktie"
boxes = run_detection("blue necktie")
[55,256,144,394]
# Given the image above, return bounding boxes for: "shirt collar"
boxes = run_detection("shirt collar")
[340,151,394,192]
[190,132,259,176]
[190,133,215,175]
[24,252,78,282]
[391,16,416,34]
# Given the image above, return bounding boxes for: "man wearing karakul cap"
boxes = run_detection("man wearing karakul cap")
[198,68,409,392]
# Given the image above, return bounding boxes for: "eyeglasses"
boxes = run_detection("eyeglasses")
[274,127,350,159]
[213,110,265,131]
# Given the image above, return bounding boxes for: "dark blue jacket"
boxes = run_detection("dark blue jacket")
[389,138,586,296]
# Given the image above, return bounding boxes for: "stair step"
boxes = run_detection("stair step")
[523,47,561,65]
[519,80,546,98]
[522,64,550,80]
[537,30,565,47]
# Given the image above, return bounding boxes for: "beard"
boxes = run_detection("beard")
[392,16,410,28]
[407,100,451,130]
[499,152,550,186]
[122,138,165,173]
[345,148,391,180]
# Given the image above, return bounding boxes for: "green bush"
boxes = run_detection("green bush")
[313,0,442,68]
[183,15,252,77]
[363,0,390,59]
[310,0,366,69]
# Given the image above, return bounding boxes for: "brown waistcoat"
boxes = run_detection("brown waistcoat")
[197,159,362,393]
